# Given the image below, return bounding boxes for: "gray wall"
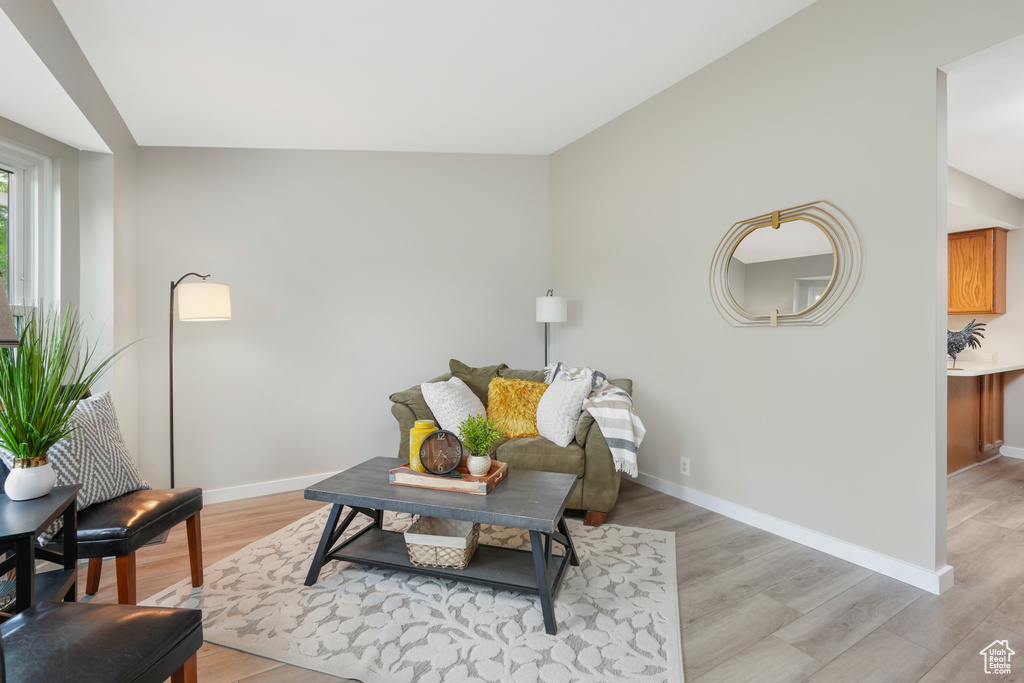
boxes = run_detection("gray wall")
[741,253,834,315]
[77,151,114,395]
[10,0,1024,582]
[136,148,550,490]
[550,0,1024,575]
[727,257,746,309]
[1,0,141,455]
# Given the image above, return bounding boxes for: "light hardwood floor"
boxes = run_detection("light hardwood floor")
[78,457,1024,682]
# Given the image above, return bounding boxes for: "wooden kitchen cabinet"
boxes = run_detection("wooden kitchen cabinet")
[948,373,1004,474]
[979,373,1004,455]
[948,227,1007,314]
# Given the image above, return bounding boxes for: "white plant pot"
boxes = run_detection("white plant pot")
[5,460,56,501]
[466,454,492,477]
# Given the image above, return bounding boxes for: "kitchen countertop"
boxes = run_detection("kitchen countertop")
[947,359,1024,377]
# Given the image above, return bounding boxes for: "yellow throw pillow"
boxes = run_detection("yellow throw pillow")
[487,377,548,438]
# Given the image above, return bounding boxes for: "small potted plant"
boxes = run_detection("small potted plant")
[0,306,128,500]
[458,413,505,477]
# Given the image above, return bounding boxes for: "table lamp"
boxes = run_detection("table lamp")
[536,289,567,367]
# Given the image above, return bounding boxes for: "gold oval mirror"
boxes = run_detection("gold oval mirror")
[727,219,836,317]
[710,201,862,327]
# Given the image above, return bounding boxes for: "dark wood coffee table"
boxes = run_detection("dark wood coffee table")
[304,457,579,635]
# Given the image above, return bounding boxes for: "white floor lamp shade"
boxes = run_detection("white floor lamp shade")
[536,289,567,367]
[177,282,232,320]
[536,294,567,324]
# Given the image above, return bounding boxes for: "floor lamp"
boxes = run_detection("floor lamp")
[170,273,231,487]
[536,289,567,368]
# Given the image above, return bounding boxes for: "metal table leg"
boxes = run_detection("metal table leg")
[305,505,385,586]
[556,516,579,567]
[63,499,77,602]
[529,530,557,635]
[14,537,33,613]
[305,504,357,586]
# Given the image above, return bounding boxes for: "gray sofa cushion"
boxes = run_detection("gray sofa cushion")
[495,436,585,477]
[449,359,507,405]
[388,373,450,422]
[498,367,546,382]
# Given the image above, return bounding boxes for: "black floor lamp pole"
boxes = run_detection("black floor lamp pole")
[169,272,209,489]
[544,322,550,367]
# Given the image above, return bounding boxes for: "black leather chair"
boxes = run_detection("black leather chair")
[77,488,204,605]
[0,600,202,682]
[0,471,204,606]
[0,384,206,605]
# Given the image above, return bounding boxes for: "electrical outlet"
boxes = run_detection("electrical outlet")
[679,457,690,477]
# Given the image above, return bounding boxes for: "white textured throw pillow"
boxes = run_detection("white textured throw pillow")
[421,377,486,438]
[536,370,594,447]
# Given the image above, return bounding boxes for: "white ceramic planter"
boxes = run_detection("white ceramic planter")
[5,458,56,501]
[466,454,492,477]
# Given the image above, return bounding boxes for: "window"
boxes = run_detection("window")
[0,169,8,285]
[0,139,56,315]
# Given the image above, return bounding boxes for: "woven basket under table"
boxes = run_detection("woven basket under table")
[404,516,480,570]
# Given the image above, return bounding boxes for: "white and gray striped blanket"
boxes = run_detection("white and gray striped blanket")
[545,363,646,477]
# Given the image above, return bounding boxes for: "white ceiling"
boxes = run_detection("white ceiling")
[4,0,1024,196]
[947,33,1024,201]
[0,11,107,152]
[732,219,833,264]
[1,0,820,155]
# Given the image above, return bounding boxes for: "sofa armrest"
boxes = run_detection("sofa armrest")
[575,412,596,446]
[391,403,417,459]
[575,378,633,445]
[389,372,450,459]
[610,377,633,395]
[574,377,632,513]
[581,418,623,513]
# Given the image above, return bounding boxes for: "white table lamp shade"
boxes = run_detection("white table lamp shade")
[536,295,567,323]
[178,282,231,321]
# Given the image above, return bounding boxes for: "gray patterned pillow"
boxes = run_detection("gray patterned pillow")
[48,391,150,508]
[0,391,149,543]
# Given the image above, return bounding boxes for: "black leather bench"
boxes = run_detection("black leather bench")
[76,487,204,604]
[0,600,203,682]
[0,462,204,605]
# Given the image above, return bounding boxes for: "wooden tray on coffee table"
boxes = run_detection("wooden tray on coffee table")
[388,459,508,495]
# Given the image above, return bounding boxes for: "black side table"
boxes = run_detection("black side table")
[0,484,80,617]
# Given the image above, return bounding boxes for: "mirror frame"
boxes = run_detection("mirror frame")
[710,200,862,327]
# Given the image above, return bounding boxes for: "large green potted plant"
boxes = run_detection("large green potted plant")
[458,413,506,477]
[0,306,128,500]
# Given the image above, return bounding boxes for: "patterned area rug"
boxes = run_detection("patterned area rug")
[144,507,684,682]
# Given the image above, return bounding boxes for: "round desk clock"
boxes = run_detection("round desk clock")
[418,430,464,477]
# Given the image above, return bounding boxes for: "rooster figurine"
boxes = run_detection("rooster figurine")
[947,319,986,369]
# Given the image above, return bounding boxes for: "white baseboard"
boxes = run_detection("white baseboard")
[1000,446,1024,460]
[202,472,339,505]
[634,472,953,595]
